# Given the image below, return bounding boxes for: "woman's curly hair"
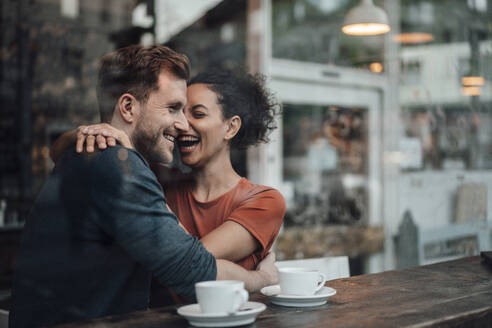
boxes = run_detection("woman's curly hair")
[188,68,280,150]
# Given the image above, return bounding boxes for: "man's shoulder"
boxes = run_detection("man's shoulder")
[90,145,148,168]
[58,145,147,170]
[79,146,148,176]
[79,146,155,186]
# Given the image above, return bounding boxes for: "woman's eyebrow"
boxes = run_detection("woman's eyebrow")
[191,104,207,111]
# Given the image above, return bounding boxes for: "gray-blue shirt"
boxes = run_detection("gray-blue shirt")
[10,145,217,328]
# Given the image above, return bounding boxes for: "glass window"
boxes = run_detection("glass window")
[399,0,492,172]
[271,0,492,269]
[283,104,368,227]
[2,0,492,283]
[0,0,149,219]
[272,0,384,69]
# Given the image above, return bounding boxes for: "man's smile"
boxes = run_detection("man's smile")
[163,133,176,143]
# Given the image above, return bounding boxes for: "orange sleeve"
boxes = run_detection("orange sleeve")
[226,188,286,257]
[162,184,179,214]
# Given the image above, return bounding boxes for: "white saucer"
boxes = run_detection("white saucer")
[260,285,336,307]
[177,301,266,327]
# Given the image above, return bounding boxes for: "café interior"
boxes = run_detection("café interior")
[1,0,492,326]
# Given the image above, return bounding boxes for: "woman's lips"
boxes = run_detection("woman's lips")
[178,135,200,154]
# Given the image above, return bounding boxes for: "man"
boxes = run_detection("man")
[9,45,277,328]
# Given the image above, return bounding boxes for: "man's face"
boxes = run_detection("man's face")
[132,71,188,164]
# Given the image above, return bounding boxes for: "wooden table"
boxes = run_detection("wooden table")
[56,256,492,328]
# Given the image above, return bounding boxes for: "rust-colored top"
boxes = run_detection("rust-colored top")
[165,178,286,269]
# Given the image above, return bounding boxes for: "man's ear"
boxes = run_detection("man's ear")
[224,115,241,141]
[116,93,139,123]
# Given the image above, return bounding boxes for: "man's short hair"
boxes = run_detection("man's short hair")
[97,45,191,122]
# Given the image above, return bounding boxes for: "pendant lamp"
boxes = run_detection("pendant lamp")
[342,0,390,36]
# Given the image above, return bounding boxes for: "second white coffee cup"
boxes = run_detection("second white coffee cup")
[278,267,326,296]
[195,280,249,314]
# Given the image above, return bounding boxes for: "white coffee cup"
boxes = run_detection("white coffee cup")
[195,280,249,314]
[278,267,326,296]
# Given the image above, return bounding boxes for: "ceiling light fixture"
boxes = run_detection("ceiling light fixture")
[392,33,434,44]
[461,76,485,86]
[342,0,390,36]
[369,62,383,73]
[461,86,481,96]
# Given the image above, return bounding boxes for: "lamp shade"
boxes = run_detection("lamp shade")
[461,76,485,86]
[342,0,390,36]
[392,33,434,44]
[461,86,481,96]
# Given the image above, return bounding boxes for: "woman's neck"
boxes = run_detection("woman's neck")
[191,152,241,203]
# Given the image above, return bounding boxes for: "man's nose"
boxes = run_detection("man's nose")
[175,109,189,132]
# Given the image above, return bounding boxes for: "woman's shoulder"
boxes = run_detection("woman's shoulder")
[232,179,286,225]
[237,178,285,203]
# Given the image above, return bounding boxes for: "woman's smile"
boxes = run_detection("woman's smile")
[178,134,200,154]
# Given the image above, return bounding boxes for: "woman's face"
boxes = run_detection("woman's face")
[177,83,231,168]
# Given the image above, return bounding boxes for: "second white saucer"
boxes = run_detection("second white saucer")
[260,285,336,307]
[177,301,266,327]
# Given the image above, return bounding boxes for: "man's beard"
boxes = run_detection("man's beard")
[132,123,172,164]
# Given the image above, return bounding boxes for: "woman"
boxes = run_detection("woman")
[51,69,285,270]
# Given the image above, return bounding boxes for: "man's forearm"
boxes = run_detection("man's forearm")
[216,259,273,292]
